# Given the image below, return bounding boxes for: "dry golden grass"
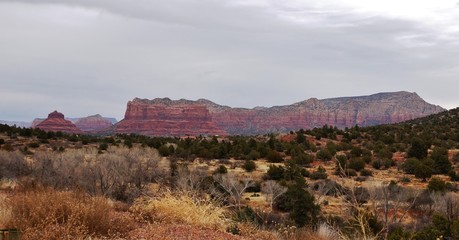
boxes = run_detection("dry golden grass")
[0,193,12,228]
[131,191,229,230]
[5,188,135,240]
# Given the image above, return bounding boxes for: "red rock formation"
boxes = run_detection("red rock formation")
[116,98,226,136]
[74,114,114,132]
[115,92,445,136]
[35,111,81,134]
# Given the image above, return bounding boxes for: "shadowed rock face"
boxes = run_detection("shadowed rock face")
[35,111,81,133]
[115,91,446,136]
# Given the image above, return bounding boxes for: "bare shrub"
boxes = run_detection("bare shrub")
[316,223,340,240]
[369,182,420,238]
[262,180,287,211]
[0,150,30,178]
[213,173,254,209]
[131,191,228,230]
[5,188,135,239]
[174,164,207,194]
[278,226,332,240]
[30,146,166,201]
[429,192,459,221]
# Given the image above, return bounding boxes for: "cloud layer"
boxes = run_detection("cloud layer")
[1,0,458,120]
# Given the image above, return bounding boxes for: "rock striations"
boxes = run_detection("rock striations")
[35,111,81,134]
[116,98,226,136]
[115,91,445,136]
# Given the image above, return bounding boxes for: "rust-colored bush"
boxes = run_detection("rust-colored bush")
[5,188,135,240]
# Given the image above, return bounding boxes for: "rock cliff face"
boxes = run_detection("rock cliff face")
[35,111,81,134]
[74,114,114,132]
[115,92,445,136]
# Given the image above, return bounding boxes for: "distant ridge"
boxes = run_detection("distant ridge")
[115,91,445,136]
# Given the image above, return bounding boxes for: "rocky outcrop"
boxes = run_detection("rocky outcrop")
[74,114,114,132]
[115,92,445,136]
[35,111,81,134]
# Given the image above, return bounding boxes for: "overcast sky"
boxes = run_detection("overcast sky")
[1,0,459,121]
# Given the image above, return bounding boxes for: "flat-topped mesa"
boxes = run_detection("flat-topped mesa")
[115,91,446,136]
[35,111,81,134]
[116,98,227,136]
[74,114,114,132]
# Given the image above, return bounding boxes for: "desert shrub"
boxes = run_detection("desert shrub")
[387,224,412,240]
[234,206,260,224]
[246,181,261,192]
[265,165,285,181]
[360,169,373,176]
[99,143,108,151]
[371,159,382,169]
[427,178,448,192]
[275,183,320,227]
[266,150,283,163]
[5,188,134,239]
[350,146,363,158]
[247,150,261,160]
[448,170,459,181]
[316,149,333,161]
[242,160,256,172]
[158,144,171,156]
[430,147,452,174]
[401,158,421,174]
[414,163,432,181]
[348,158,365,171]
[383,158,395,168]
[131,191,228,230]
[292,154,313,166]
[310,166,328,180]
[408,137,429,159]
[215,165,228,174]
[27,142,40,148]
[0,151,30,178]
[301,168,310,177]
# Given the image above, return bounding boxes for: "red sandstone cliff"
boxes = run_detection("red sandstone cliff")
[116,98,227,136]
[35,111,81,134]
[115,92,445,136]
[74,114,114,132]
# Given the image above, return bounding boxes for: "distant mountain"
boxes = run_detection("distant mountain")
[35,111,81,134]
[115,91,445,136]
[32,116,117,130]
[74,114,114,132]
[0,120,31,128]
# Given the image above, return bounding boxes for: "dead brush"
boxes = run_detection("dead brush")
[131,190,229,230]
[5,187,135,240]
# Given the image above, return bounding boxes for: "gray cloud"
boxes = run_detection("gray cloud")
[0,0,458,121]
